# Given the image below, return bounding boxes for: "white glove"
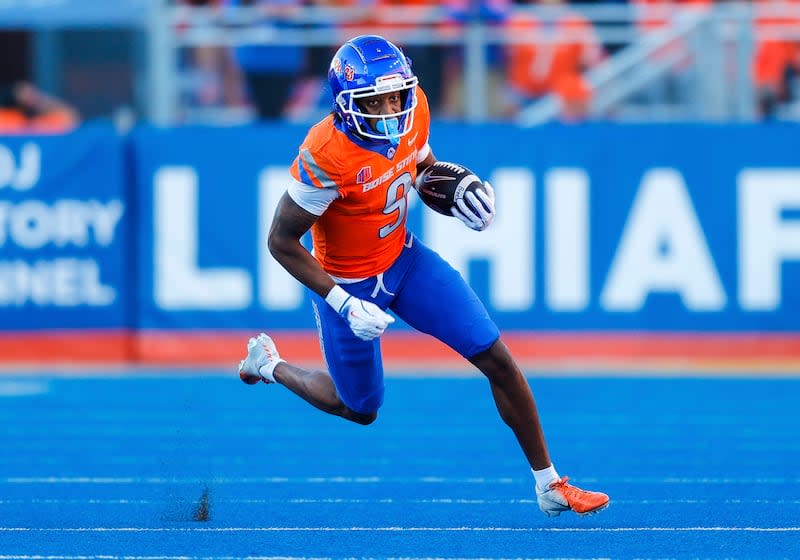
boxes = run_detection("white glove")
[325,285,395,341]
[451,181,495,231]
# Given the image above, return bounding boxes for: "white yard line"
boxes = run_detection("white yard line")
[0,526,798,533]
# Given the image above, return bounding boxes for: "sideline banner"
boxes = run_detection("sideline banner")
[132,123,800,333]
[0,124,129,332]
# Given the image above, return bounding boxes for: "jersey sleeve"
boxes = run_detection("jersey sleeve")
[289,124,344,192]
[287,176,340,216]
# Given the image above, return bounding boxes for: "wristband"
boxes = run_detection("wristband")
[324,284,351,314]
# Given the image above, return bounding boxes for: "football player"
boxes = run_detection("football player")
[238,34,609,517]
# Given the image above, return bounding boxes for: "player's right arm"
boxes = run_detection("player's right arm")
[268,192,335,299]
[268,190,394,342]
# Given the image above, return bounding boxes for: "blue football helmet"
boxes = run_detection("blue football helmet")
[328,35,418,144]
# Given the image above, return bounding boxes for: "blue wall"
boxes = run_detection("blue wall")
[1,123,799,333]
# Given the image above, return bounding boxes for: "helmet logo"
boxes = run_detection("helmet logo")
[333,57,342,74]
[344,64,355,82]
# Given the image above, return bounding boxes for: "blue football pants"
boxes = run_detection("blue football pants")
[310,234,500,414]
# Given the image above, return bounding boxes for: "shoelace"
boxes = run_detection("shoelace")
[549,477,582,499]
[550,476,570,488]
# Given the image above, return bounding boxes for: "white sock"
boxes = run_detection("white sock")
[532,465,560,492]
[258,360,284,383]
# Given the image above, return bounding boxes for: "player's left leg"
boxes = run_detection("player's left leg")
[468,339,607,515]
[390,242,551,469]
[467,339,552,469]
[390,238,609,516]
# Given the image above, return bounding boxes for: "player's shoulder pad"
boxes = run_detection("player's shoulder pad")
[296,116,345,190]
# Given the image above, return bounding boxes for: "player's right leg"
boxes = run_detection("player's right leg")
[238,334,282,385]
[237,332,378,425]
[237,286,387,426]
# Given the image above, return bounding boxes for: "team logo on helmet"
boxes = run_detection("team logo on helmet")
[332,57,342,74]
[344,64,355,82]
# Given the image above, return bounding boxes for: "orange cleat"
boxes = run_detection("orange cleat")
[536,476,610,517]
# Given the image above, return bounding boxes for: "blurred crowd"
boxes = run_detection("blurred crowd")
[173,0,800,123]
[176,0,607,123]
[0,0,798,131]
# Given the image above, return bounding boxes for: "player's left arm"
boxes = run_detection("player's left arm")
[416,149,436,175]
[414,87,436,176]
[415,149,496,232]
[413,86,494,231]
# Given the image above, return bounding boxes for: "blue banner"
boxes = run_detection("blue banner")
[132,123,800,332]
[0,124,129,330]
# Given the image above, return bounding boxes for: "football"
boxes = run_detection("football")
[415,161,487,216]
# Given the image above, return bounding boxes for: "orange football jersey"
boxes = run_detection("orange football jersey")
[290,87,431,278]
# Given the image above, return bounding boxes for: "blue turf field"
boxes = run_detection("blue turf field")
[0,373,798,559]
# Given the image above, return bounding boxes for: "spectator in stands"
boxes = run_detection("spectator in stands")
[752,0,800,119]
[440,0,512,119]
[504,0,604,119]
[554,73,592,122]
[223,0,307,120]
[0,81,80,134]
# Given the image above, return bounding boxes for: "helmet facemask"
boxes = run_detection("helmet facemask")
[336,73,418,145]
